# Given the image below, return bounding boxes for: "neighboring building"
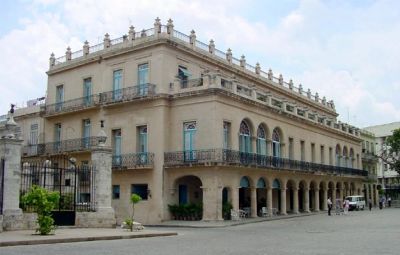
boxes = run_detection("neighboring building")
[360,129,379,206]
[364,122,400,198]
[9,18,367,225]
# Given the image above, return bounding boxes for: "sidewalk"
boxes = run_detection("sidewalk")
[0,228,177,247]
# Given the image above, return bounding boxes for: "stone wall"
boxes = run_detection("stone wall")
[75,211,116,228]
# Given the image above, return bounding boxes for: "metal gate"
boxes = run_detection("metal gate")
[0,158,4,215]
[20,156,95,226]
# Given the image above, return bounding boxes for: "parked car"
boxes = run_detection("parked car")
[345,195,366,211]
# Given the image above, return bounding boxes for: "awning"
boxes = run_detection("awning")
[179,67,191,77]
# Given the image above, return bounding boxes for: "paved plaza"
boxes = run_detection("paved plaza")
[1,208,399,255]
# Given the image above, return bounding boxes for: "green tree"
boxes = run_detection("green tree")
[21,185,60,235]
[379,128,400,175]
[130,193,142,220]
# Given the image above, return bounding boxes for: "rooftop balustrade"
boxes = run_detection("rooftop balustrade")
[164,149,368,177]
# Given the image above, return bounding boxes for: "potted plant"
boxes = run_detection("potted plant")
[223,202,233,220]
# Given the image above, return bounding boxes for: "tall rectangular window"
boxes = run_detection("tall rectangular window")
[113,69,123,100]
[223,122,231,149]
[311,143,315,163]
[183,122,196,161]
[138,63,149,96]
[320,145,325,164]
[329,147,333,165]
[112,129,122,165]
[83,78,92,105]
[137,126,148,164]
[112,185,120,199]
[288,138,294,160]
[300,141,305,161]
[54,123,62,152]
[56,85,64,111]
[82,119,91,148]
[131,184,148,200]
[30,124,38,155]
[178,66,190,88]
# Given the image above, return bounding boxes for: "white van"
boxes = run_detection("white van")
[345,195,366,210]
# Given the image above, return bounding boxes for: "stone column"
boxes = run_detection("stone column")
[304,188,310,213]
[332,188,337,207]
[267,187,273,216]
[76,146,116,227]
[0,110,24,231]
[232,187,239,211]
[251,187,257,217]
[339,188,344,201]
[323,189,328,211]
[202,184,223,221]
[314,189,320,212]
[293,188,299,214]
[280,188,287,215]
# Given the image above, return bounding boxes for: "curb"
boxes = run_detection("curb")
[0,232,177,247]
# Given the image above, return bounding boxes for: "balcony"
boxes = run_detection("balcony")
[100,83,157,105]
[22,137,102,157]
[112,152,154,170]
[43,94,101,116]
[164,149,368,177]
[362,152,377,162]
[43,84,157,117]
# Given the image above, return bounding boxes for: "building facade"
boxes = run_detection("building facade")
[15,18,367,224]
[364,122,400,199]
[360,129,379,205]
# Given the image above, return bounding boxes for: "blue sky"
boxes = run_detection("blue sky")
[0,0,399,127]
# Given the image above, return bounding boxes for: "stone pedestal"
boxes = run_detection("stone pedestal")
[0,138,24,231]
[84,146,116,227]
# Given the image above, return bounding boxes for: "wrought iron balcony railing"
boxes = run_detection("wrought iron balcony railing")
[100,83,156,105]
[43,84,157,116]
[164,149,368,177]
[112,152,154,169]
[22,137,102,157]
[43,94,101,116]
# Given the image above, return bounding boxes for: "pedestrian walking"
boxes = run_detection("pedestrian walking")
[379,196,384,209]
[327,197,333,216]
[343,197,350,215]
[368,198,372,211]
[388,196,391,207]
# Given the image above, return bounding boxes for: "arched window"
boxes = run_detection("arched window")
[272,179,280,189]
[272,128,281,158]
[349,148,354,168]
[335,145,341,167]
[240,176,250,188]
[342,147,348,167]
[257,125,267,156]
[257,178,266,188]
[239,121,251,153]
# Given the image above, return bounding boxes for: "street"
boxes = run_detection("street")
[1,208,399,255]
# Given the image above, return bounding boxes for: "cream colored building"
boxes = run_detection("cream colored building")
[16,18,367,224]
[360,129,379,205]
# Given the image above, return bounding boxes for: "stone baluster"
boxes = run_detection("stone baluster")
[167,18,174,36]
[307,89,311,99]
[267,69,273,80]
[240,55,246,68]
[226,48,232,63]
[128,25,136,41]
[278,74,283,85]
[289,79,294,90]
[322,96,327,105]
[49,53,55,67]
[154,17,161,35]
[83,40,89,56]
[141,29,146,38]
[255,63,261,75]
[298,84,303,94]
[209,39,215,54]
[103,33,111,48]
[315,92,319,102]
[189,30,196,47]
[66,46,72,61]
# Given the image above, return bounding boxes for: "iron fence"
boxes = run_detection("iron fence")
[22,137,102,157]
[20,158,96,222]
[164,149,368,177]
[100,83,156,104]
[112,152,154,169]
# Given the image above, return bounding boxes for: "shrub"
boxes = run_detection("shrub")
[21,185,60,235]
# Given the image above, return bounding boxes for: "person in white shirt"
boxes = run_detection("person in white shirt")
[327,197,333,216]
